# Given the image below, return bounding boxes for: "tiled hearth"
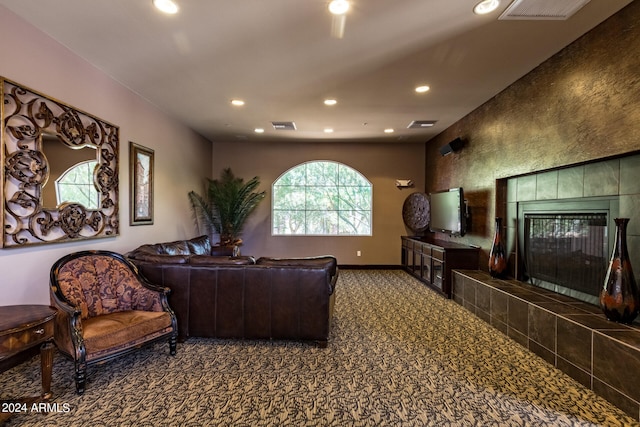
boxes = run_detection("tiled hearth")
[452,270,640,421]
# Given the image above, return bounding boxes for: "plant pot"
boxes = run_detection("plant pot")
[211,245,240,256]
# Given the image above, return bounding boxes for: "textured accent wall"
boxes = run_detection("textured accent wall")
[425,1,640,266]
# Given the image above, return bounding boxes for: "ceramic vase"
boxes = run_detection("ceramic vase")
[600,218,639,324]
[488,217,507,278]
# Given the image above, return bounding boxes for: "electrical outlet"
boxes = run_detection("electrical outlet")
[357,250,362,257]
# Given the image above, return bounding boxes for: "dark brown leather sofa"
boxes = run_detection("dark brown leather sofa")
[127,236,338,347]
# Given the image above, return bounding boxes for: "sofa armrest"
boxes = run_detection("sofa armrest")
[328,266,339,294]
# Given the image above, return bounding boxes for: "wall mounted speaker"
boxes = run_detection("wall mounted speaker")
[439,137,464,156]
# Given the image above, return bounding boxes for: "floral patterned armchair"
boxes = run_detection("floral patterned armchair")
[50,250,177,394]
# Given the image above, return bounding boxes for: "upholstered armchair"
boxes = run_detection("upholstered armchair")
[50,250,177,394]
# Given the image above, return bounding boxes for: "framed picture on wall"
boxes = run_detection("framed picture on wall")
[130,142,154,225]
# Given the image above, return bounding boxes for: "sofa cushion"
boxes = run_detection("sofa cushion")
[189,255,256,265]
[186,235,212,255]
[256,256,337,274]
[129,253,190,264]
[129,244,163,257]
[256,256,338,294]
[82,310,173,357]
[160,239,190,255]
[127,236,213,262]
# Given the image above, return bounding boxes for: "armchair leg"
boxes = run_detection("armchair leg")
[75,361,86,395]
[169,335,177,356]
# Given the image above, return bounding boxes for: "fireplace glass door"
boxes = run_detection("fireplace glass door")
[524,213,608,305]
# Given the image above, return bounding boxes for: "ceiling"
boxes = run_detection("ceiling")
[0,0,632,144]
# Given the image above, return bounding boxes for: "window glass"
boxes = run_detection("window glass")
[272,161,372,236]
[55,160,99,209]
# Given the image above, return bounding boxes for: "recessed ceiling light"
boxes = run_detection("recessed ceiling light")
[324,128,334,133]
[474,0,500,15]
[415,85,430,93]
[328,0,350,16]
[231,99,245,106]
[153,0,179,14]
[254,128,264,133]
[324,99,338,106]
[384,128,395,134]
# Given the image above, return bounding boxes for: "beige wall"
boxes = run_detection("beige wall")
[210,141,425,265]
[424,1,640,269]
[0,8,211,305]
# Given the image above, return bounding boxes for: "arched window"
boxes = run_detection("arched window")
[272,161,372,236]
[55,160,99,209]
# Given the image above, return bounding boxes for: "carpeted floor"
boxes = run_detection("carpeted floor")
[1,269,638,426]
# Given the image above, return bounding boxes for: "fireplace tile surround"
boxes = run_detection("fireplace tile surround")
[450,153,640,420]
[452,269,640,421]
[504,153,640,282]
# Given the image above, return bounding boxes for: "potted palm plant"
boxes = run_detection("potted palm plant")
[188,168,266,254]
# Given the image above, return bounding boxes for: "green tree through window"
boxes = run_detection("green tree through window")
[55,160,99,209]
[272,161,372,235]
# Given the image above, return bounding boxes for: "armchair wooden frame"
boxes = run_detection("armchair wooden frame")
[50,250,177,394]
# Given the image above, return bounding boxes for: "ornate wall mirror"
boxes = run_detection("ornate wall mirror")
[1,78,119,247]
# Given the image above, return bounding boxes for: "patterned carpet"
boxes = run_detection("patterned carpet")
[1,270,637,426]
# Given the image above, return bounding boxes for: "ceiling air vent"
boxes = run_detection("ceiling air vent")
[407,120,437,129]
[271,121,297,130]
[499,0,590,20]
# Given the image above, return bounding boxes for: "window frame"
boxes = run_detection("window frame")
[271,160,373,236]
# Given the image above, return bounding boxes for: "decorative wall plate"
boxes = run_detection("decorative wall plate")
[402,192,430,233]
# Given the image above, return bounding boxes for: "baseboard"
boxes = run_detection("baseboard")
[338,264,402,270]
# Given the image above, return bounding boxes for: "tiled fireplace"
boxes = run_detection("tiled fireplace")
[451,154,640,420]
[453,269,640,420]
[503,154,640,288]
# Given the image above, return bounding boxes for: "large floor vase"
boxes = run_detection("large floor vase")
[488,217,507,278]
[600,217,639,324]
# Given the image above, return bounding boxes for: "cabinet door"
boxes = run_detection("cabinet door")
[431,249,445,291]
[411,247,421,275]
[401,238,413,270]
[421,253,432,284]
[401,245,410,268]
[431,259,443,290]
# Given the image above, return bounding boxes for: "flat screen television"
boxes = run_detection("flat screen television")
[429,188,466,236]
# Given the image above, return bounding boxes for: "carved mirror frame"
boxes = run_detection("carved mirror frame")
[1,78,119,247]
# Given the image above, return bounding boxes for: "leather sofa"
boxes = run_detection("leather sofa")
[127,236,338,347]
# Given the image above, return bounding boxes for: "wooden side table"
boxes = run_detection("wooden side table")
[0,305,57,409]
